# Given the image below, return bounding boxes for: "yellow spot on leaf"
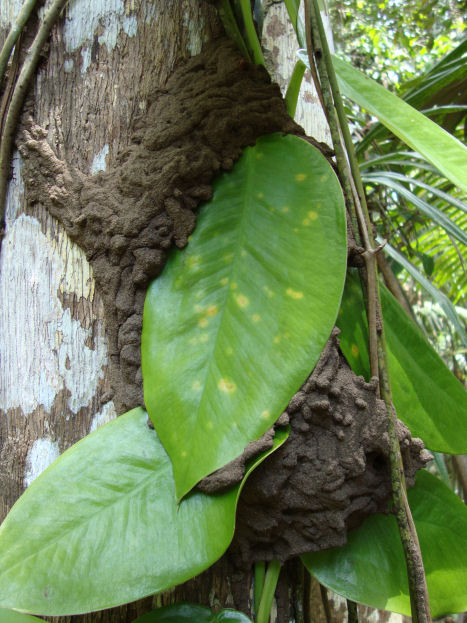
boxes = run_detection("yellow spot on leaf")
[252,314,261,322]
[320,174,328,182]
[261,410,270,419]
[192,380,201,390]
[241,249,247,257]
[223,253,234,263]
[230,282,238,290]
[181,451,187,458]
[206,421,214,430]
[198,317,209,328]
[286,288,304,300]
[189,337,198,345]
[263,285,274,298]
[273,335,281,344]
[236,294,249,308]
[187,255,201,270]
[257,192,264,199]
[226,347,233,356]
[351,344,359,357]
[220,277,229,286]
[282,206,290,213]
[218,378,236,393]
[295,173,307,182]
[199,333,209,343]
[302,218,310,226]
[284,332,290,339]
[294,227,299,233]
[206,305,219,317]
[308,211,318,220]
[256,152,263,159]
[194,304,204,313]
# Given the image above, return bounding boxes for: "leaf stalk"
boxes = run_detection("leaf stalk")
[255,559,281,623]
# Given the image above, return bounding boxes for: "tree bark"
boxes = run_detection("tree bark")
[0,2,407,622]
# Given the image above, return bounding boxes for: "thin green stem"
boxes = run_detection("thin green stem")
[218,0,251,61]
[254,561,266,616]
[0,0,67,248]
[285,59,306,118]
[0,0,38,89]
[238,0,265,66]
[256,559,281,623]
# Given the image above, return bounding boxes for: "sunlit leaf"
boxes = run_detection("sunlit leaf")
[331,55,467,191]
[142,133,346,499]
[337,270,467,453]
[0,409,288,616]
[302,470,467,618]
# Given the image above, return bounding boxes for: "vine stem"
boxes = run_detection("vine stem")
[237,0,265,66]
[0,0,38,89]
[255,559,281,623]
[305,1,432,621]
[0,0,68,248]
[254,561,266,616]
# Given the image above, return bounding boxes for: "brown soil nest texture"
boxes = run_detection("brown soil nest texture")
[19,37,310,414]
[227,329,431,563]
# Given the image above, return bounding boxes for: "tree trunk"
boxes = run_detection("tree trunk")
[0,2,407,622]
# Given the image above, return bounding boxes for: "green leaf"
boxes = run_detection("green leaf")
[302,470,467,618]
[132,606,253,623]
[0,610,44,623]
[132,604,212,622]
[382,243,467,345]
[142,133,346,499]
[211,611,253,622]
[362,172,467,243]
[332,55,467,192]
[337,270,467,453]
[0,409,288,616]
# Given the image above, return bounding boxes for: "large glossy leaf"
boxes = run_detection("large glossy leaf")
[0,408,288,616]
[302,470,467,617]
[337,270,467,453]
[0,611,44,623]
[331,55,467,192]
[142,133,346,499]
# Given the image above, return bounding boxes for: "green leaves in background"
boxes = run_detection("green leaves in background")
[0,409,287,616]
[0,610,44,623]
[302,470,467,618]
[142,133,346,500]
[338,271,467,453]
[332,54,467,192]
[132,605,253,622]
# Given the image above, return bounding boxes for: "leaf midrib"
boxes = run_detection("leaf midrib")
[178,147,258,496]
